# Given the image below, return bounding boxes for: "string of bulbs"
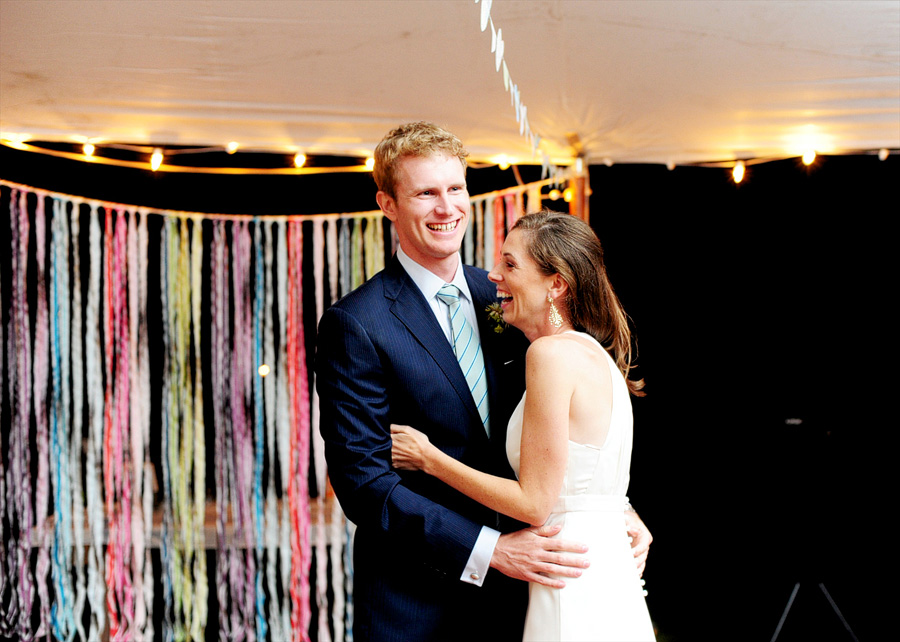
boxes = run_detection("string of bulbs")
[1,137,894,184]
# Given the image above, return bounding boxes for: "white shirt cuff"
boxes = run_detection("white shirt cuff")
[460,526,500,586]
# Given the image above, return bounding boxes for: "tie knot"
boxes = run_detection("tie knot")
[437,284,461,307]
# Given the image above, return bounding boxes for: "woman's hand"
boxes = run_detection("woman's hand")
[390,424,432,472]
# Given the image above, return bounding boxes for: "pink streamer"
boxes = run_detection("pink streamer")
[286,222,311,641]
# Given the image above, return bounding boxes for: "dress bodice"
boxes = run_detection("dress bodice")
[505,331,633,498]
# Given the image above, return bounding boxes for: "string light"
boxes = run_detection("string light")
[1,135,894,177]
[258,364,270,378]
[548,188,561,200]
[733,160,746,183]
[563,188,574,203]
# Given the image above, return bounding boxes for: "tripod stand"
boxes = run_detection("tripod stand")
[770,581,859,642]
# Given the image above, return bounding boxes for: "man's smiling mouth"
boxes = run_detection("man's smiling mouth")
[427,220,459,232]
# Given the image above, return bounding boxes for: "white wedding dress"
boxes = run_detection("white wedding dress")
[506,331,656,642]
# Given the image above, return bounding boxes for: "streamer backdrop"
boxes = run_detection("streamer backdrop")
[0,176,550,641]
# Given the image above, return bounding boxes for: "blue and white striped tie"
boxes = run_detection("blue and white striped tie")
[437,284,490,434]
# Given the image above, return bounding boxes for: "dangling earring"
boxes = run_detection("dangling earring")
[548,294,563,328]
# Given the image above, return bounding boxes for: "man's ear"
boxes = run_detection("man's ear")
[376,191,397,222]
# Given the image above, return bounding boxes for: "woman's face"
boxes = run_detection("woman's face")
[488,229,556,341]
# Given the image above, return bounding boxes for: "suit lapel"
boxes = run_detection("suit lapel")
[384,258,482,425]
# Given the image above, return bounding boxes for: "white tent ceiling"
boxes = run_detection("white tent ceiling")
[2,0,898,167]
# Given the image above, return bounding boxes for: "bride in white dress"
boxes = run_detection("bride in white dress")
[392,210,655,641]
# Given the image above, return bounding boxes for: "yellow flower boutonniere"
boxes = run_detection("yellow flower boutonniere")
[486,303,507,334]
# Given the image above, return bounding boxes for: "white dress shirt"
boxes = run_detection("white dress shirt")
[396,246,499,587]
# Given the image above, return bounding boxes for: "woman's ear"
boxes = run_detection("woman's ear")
[548,273,569,300]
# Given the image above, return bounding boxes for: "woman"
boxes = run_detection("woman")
[391,210,655,641]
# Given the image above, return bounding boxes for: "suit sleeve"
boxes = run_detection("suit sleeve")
[315,304,483,577]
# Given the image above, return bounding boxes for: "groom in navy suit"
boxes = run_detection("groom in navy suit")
[316,122,650,641]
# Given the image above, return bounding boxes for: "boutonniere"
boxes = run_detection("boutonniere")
[485,303,508,334]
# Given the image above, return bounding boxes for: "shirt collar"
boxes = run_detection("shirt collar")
[396,245,473,304]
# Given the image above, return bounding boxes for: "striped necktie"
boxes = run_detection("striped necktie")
[437,284,490,434]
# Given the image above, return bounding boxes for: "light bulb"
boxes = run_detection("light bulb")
[878,148,889,161]
[365,157,375,171]
[563,188,574,203]
[294,152,307,168]
[497,155,510,170]
[226,141,239,154]
[732,161,745,184]
[83,143,95,158]
[258,364,270,378]
[150,149,164,171]
[548,189,561,201]
[802,150,816,166]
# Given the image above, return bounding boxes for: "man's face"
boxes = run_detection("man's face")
[377,153,469,277]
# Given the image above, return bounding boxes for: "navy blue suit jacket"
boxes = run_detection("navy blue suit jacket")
[316,255,529,641]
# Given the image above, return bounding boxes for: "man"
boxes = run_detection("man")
[316,122,651,641]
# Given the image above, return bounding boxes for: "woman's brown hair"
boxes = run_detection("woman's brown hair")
[512,210,645,396]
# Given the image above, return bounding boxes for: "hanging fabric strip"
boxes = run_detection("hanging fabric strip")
[252,219,268,642]
[176,217,194,642]
[322,217,347,642]
[262,221,284,642]
[363,216,375,282]
[49,196,76,641]
[506,192,520,230]
[228,220,253,640]
[462,204,474,266]
[33,191,52,640]
[85,203,106,641]
[493,196,506,267]
[275,221,292,640]
[127,209,147,642]
[374,215,386,275]
[483,196,495,273]
[113,209,135,641]
[350,217,364,291]
[103,206,119,639]
[0,187,11,641]
[160,217,177,642]
[474,199,485,269]
[523,187,533,214]
[0,186,9,641]
[190,218,208,642]
[326,219,339,306]
[286,220,311,641]
[138,210,155,642]
[69,198,88,642]
[211,220,232,642]
[9,188,36,641]
[337,219,351,299]
[310,219,332,642]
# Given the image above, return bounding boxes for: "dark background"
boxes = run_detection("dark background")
[2,144,895,641]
